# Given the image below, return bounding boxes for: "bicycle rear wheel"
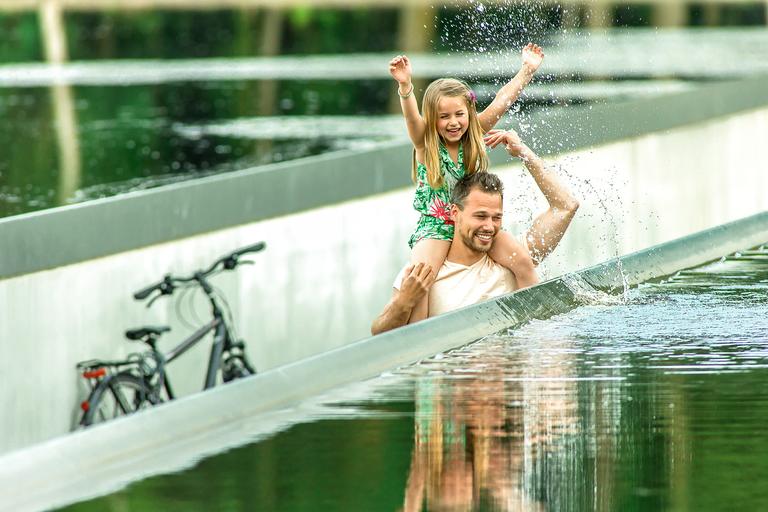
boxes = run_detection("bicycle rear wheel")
[80,372,160,427]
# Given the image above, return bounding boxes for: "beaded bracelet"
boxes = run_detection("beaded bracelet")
[398,83,414,99]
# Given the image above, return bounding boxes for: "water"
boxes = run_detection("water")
[2,28,767,218]
[58,246,768,511]
[0,79,395,217]
[0,75,618,218]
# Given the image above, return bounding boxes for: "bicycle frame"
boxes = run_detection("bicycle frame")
[160,274,239,395]
[107,377,142,414]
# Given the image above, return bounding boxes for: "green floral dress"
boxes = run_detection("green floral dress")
[408,144,466,249]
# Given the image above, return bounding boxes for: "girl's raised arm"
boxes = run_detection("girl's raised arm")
[389,55,426,150]
[478,43,544,133]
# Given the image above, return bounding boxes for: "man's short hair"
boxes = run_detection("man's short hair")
[451,172,504,209]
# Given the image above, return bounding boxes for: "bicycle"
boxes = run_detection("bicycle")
[76,241,265,427]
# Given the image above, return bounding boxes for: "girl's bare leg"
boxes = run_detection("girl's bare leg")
[409,239,451,323]
[488,231,539,289]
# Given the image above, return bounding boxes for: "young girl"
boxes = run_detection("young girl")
[389,43,545,323]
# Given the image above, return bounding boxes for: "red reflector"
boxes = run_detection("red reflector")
[80,401,90,412]
[83,368,106,379]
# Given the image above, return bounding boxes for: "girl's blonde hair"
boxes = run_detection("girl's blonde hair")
[415,78,489,189]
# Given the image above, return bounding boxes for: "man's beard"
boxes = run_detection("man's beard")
[460,228,495,253]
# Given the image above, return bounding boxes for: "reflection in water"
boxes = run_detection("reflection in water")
[400,336,611,512]
[59,247,768,511]
[40,0,83,201]
[50,83,82,203]
[401,346,581,512]
[0,79,397,217]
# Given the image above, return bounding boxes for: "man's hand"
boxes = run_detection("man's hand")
[483,129,532,160]
[371,263,435,335]
[521,42,544,74]
[397,262,435,308]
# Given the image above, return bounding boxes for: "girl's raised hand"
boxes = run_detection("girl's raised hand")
[389,55,413,85]
[521,43,544,73]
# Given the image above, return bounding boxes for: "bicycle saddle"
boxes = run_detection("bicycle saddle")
[125,326,171,341]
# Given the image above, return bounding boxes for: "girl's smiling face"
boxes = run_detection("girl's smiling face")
[436,95,469,145]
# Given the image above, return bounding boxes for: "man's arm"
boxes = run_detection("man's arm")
[524,160,579,264]
[517,145,579,265]
[371,263,435,335]
[484,129,580,265]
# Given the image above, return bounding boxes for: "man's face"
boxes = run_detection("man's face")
[451,188,503,254]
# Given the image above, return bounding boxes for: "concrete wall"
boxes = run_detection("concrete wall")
[1,86,767,454]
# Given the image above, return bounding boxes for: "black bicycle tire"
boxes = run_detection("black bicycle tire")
[80,372,160,426]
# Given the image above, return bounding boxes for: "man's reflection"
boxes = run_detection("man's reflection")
[400,341,587,511]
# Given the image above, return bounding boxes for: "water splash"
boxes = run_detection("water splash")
[560,273,625,306]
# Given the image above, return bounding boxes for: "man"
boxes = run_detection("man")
[371,129,579,335]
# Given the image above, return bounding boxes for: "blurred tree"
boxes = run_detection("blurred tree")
[612,4,654,27]
[719,4,767,25]
[0,13,44,63]
[282,8,398,54]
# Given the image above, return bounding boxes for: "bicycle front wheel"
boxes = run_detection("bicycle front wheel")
[80,372,160,427]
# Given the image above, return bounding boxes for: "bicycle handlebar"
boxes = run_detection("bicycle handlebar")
[133,276,172,300]
[133,242,266,301]
[203,241,266,274]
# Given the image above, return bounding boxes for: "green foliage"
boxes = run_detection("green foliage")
[719,4,767,26]
[289,6,313,29]
[686,4,767,27]
[0,13,43,63]
[61,8,400,60]
[282,8,398,54]
[612,5,654,27]
[66,10,245,60]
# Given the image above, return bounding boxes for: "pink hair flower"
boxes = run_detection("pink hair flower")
[467,90,477,104]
